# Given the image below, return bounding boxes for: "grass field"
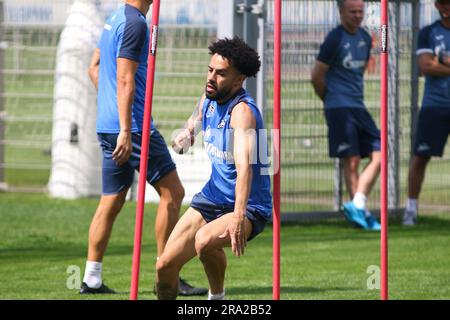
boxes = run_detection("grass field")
[1,192,450,300]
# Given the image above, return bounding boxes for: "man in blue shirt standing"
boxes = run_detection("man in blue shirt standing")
[403,0,450,226]
[311,0,381,231]
[155,37,272,300]
[80,0,206,296]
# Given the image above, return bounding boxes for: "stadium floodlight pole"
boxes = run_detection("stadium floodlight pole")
[272,0,281,301]
[380,0,389,301]
[130,0,161,301]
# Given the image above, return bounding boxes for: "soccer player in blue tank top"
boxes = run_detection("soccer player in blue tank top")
[79,0,206,296]
[403,0,450,226]
[311,0,381,231]
[155,37,272,300]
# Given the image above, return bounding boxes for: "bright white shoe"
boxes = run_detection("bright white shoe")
[402,210,417,226]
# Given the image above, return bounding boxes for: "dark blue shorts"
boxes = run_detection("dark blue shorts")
[190,192,268,241]
[414,107,450,157]
[97,130,176,195]
[325,107,381,158]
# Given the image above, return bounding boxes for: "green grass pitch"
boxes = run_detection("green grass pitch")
[1,192,449,300]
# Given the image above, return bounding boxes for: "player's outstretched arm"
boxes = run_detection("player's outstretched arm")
[172,94,205,154]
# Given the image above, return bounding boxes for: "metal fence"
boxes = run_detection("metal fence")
[0,0,449,215]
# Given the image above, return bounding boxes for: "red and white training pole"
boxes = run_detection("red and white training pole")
[130,0,161,301]
[380,0,389,301]
[273,0,281,301]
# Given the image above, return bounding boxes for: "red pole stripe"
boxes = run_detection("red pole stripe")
[130,0,161,301]
[273,0,281,301]
[380,0,389,301]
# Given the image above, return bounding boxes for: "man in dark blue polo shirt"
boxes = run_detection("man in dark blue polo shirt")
[403,0,450,226]
[311,0,381,231]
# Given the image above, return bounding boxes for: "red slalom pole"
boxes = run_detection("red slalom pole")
[272,0,281,301]
[380,0,389,301]
[130,0,161,301]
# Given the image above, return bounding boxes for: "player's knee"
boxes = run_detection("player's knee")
[156,255,177,277]
[344,157,360,172]
[174,184,185,204]
[98,191,127,214]
[160,183,185,206]
[370,152,381,168]
[413,155,431,167]
[194,230,213,257]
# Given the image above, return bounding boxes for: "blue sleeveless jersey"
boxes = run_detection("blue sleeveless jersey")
[417,20,450,108]
[317,25,372,109]
[200,89,272,219]
[96,4,155,133]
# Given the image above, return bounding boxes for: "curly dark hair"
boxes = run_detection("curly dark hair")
[208,37,261,78]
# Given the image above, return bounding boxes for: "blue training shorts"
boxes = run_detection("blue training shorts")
[325,107,381,158]
[97,129,176,195]
[190,192,269,241]
[414,107,450,157]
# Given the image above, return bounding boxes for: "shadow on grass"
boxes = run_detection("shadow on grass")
[225,286,359,296]
[280,214,450,231]
[0,243,139,262]
[108,286,359,298]
[262,214,450,244]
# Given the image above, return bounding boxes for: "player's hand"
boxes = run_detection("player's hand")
[441,53,450,67]
[172,128,194,154]
[112,130,132,166]
[219,214,247,257]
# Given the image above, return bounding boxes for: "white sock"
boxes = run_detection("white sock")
[83,261,102,289]
[406,198,418,213]
[208,290,225,300]
[353,192,367,210]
